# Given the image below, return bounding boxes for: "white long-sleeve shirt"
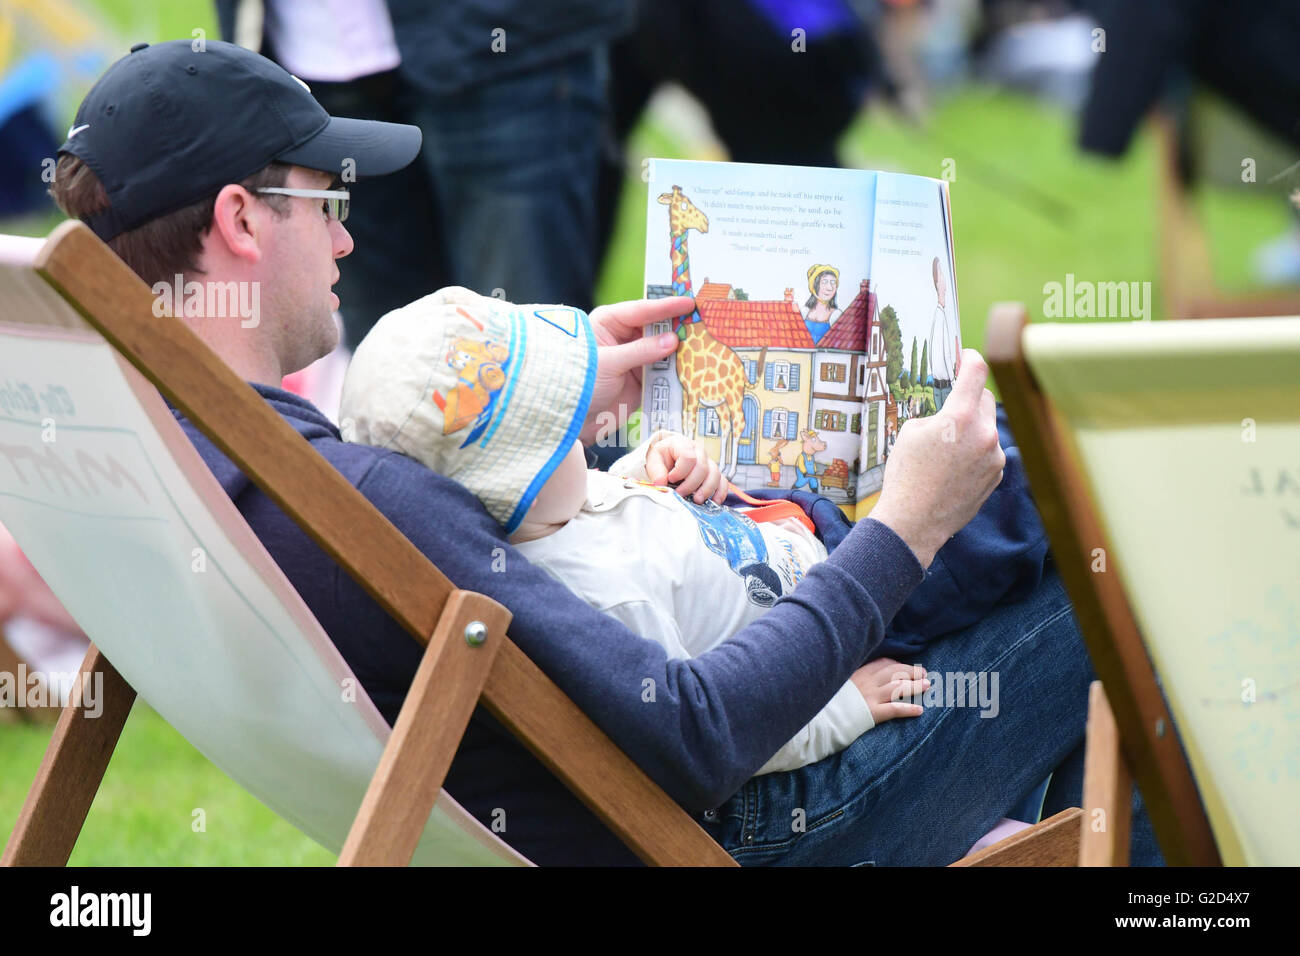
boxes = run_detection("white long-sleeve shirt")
[513,436,875,775]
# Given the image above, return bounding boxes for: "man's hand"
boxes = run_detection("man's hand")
[870,348,1005,569]
[581,295,694,445]
[644,432,729,505]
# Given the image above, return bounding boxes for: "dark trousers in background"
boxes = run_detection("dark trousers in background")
[308,49,609,350]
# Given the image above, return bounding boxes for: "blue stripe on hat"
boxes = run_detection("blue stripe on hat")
[502,309,598,535]
[477,308,525,448]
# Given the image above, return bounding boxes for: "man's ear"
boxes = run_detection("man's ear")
[208,184,264,266]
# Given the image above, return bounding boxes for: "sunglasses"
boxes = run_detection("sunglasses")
[254,186,350,223]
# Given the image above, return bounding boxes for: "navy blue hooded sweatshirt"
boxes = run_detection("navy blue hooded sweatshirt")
[172,384,932,865]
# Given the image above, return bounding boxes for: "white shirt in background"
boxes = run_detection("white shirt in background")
[514,437,875,776]
[264,0,401,82]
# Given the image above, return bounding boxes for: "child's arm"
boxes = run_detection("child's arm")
[754,659,927,775]
[607,430,729,504]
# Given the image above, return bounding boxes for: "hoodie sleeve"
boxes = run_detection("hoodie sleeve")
[754,678,876,775]
[356,449,924,811]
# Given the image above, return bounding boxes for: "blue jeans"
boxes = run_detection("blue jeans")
[697,564,1165,865]
[307,50,609,350]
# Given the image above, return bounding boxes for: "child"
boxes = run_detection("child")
[339,287,927,776]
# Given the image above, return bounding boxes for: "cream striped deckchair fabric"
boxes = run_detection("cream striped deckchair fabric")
[1023,317,1300,865]
[0,234,525,866]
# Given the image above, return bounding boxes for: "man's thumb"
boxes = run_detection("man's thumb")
[605,332,677,374]
[948,349,988,404]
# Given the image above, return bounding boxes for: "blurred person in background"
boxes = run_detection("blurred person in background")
[590,0,889,466]
[217,0,631,353]
[0,524,89,689]
[0,0,112,222]
[1075,0,1300,285]
[595,0,888,260]
[972,0,1096,111]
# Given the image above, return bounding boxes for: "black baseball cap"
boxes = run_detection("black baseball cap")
[59,39,422,241]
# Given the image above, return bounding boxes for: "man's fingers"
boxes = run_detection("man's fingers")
[600,334,677,381]
[590,296,695,343]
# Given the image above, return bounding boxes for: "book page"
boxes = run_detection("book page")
[640,158,876,513]
[856,174,960,517]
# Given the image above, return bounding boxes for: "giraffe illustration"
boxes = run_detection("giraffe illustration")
[658,185,747,478]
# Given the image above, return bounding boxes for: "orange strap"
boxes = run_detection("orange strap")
[726,482,816,534]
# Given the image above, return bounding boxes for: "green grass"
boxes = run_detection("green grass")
[598,86,1294,358]
[2,21,1293,863]
[1,704,333,865]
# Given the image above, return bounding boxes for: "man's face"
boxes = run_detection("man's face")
[935,269,947,308]
[259,166,353,372]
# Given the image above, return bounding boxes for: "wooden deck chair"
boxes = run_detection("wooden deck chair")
[0,222,1076,867]
[988,303,1300,866]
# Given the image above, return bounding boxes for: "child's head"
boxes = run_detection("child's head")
[339,286,597,539]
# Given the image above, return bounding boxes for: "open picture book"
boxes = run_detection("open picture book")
[640,158,960,521]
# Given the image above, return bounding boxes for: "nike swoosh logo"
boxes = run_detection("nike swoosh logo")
[67,124,90,139]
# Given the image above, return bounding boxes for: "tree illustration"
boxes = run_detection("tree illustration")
[879,304,903,383]
[919,340,929,387]
[910,337,918,387]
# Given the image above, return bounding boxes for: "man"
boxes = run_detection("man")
[51,40,1162,866]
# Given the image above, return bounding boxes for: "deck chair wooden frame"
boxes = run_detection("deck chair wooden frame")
[2,222,1079,866]
[986,302,1225,866]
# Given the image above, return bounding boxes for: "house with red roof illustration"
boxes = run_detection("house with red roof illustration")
[811,279,894,494]
[644,279,892,499]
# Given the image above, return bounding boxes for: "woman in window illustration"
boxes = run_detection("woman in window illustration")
[801,264,843,343]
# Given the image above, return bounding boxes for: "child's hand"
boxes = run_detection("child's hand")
[850,658,929,724]
[644,433,729,505]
